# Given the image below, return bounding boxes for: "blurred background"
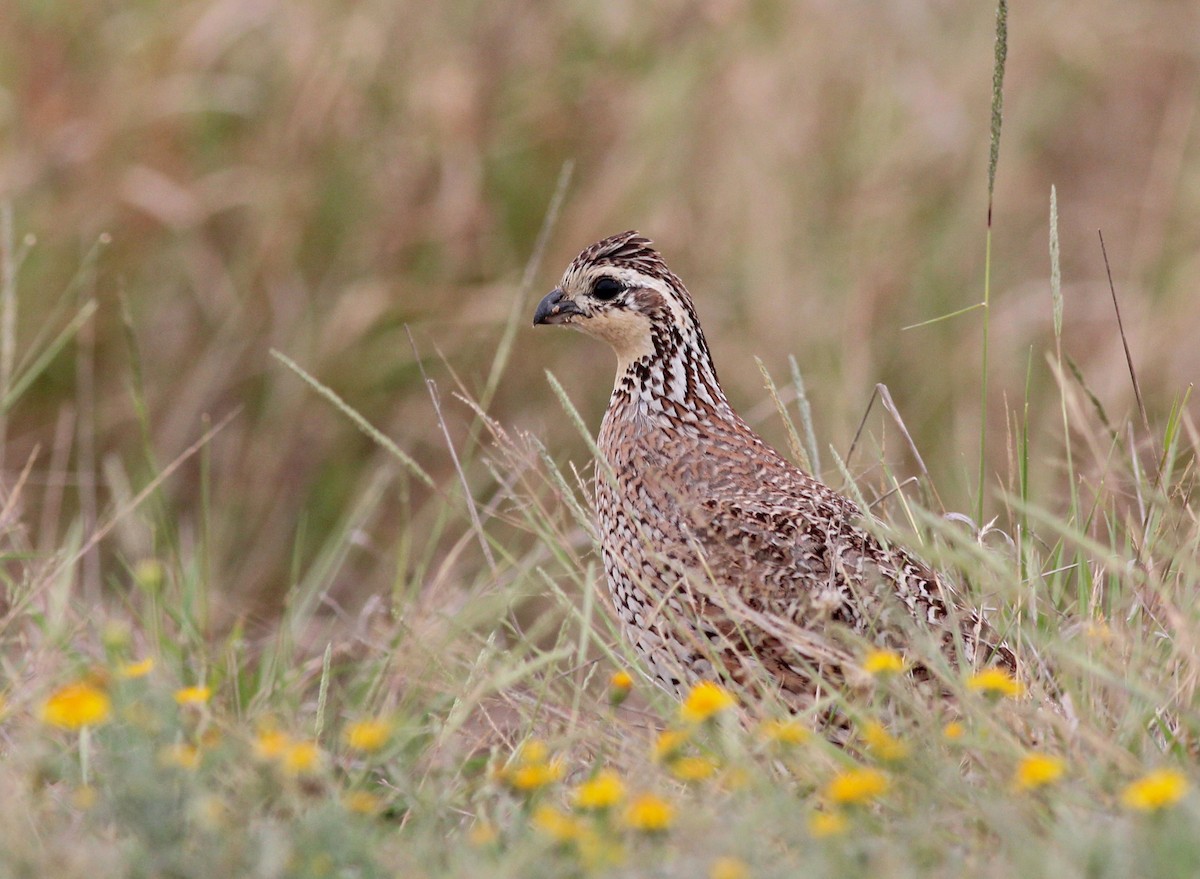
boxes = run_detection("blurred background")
[2,0,1197,624]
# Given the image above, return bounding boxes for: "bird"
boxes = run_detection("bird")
[533,230,1014,712]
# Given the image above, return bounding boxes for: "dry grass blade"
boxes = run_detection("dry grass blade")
[407,326,496,573]
[481,159,574,412]
[756,356,810,473]
[1098,231,1153,446]
[270,348,434,488]
[788,355,821,476]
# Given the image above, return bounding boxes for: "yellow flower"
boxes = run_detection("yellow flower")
[1121,769,1188,812]
[159,742,202,770]
[281,741,322,775]
[1014,753,1066,791]
[862,722,908,761]
[506,761,564,791]
[468,821,498,847]
[343,791,382,814]
[517,739,549,765]
[342,718,392,752]
[174,685,212,706]
[610,670,634,705]
[710,856,750,879]
[653,729,691,762]
[680,681,736,723]
[254,729,292,760]
[531,804,584,842]
[966,668,1024,698]
[808,810,849,838]
[942,721,966,741]
[573,769,625,810]
[758,718,810,746]
[623,792,675,832]
[824,767,889,805]
[669,754,719,782]
[40,682,112,729]
[117,657,155,679]
[862,649,906,677]
[499,739,564,792]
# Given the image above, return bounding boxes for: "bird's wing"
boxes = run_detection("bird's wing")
[677,474,1011,671]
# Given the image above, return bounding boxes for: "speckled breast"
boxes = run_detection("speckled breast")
[593,455,716,695]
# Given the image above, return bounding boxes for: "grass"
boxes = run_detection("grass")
[2,0,1200,876]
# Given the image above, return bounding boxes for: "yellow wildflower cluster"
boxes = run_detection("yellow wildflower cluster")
[808,810,849,838]
[757,718,811,747]
[652,725,722,784]
[824,766,889,805]
[343,790,383,815]
[669,754,719,782]
[40,682,112,730]
[862,722,908,762]
[252,728,323,776]
[532,804,585,842]
[609,670,634,706]
[680,681,736,724]
[521,763,657,870]
[174,685,212,706]
[808,764,890,835]
[862,649,906,677]
[342,717,392,753]
[498,739,564,793]
[281,741,322,775]
[653,729,690,763]
[1121,769,1188,812]
[532,803,626,870]
[572,770,625,810]
[966,668,1024,699]
[117,657,156,680]
[508,750,676,863]
[622,792,675,832]
[254,729,292,760]
[1013,753,1065,791]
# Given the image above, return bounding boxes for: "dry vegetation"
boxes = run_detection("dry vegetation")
[1,0,1198,876]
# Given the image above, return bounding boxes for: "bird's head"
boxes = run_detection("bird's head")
[533,231,706,370]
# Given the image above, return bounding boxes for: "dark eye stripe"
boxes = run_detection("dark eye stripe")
[592,277,625,301]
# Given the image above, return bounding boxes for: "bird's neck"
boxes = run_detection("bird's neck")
[610,324,733,423]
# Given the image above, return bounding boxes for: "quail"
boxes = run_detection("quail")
[534,231,1012,708]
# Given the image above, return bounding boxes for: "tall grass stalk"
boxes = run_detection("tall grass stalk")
[1048,185,1079,610]
[978,0,1008,526]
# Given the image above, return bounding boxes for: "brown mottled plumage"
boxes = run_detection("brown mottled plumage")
[534,231,1013,709]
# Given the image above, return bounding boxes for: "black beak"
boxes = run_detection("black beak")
[532,288,583,326]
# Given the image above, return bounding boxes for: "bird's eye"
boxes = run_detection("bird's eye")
[591,277,625,301]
